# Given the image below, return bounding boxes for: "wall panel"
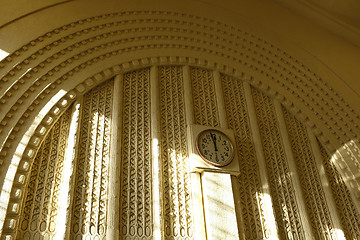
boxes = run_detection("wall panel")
[190,67,219,127]
[119,69,152,239]
[17,107,72,239]
[283,107,335,239]
[221,74,268,239]
[159,66,194,239]
[252,87,305,239]
[70,80,113,239]
[319,141,360,239]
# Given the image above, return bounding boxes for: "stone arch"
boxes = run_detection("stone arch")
[0,55,328,235]
[0,10,358,151]
[0,59,358,238]
[0,5,359,239]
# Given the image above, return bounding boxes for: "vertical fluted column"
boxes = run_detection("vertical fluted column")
[150,65,163,239]
[243,81,279,239]
[274,100,314,239]
[106,75,122,240]
[183,65,206,239]
[307,129,346,239]
[59,102,81,240]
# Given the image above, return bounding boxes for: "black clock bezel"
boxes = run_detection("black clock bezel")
[195,129,235,167]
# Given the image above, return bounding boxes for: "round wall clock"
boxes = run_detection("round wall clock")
[196,129,234,167]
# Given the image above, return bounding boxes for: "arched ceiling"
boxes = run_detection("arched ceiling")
[0,0,358,154]
[274,0,360,48]
[0,0,358,159]
[1,0,359,98]
[278,0,360,25]
[305,0,360,23]
[0,0,359,236]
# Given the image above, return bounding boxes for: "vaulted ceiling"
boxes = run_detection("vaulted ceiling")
[303,0,360,23]
[274,0,360,47]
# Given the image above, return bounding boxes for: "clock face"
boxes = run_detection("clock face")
[196,129,234,167]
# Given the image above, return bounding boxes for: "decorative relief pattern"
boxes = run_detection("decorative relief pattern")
[221,74,268,239]
[70,80,113,239]
[190,67,219,127]
[0,10,357,235]
[319,141,360,239]
[159,66,194,239]
[282,107,334,239]
[334,140,360,194]
[0,11,358,154]
[17,107,72,239]
[251,87,305,239]
[1,14,359,220]
[119,69,152,238]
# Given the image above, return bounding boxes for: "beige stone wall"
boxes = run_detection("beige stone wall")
[2,66,359,239]
[0,0,359,239]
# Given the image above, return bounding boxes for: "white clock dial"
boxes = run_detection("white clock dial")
[196,129,234,167]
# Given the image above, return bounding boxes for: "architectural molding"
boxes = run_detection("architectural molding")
[0,7,359,238]
[0,52,359,235]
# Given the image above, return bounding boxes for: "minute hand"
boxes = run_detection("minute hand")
[211,133,218,151]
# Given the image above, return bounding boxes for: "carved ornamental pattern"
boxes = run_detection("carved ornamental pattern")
[119,69,153,238]
[251,87,305,239]
[1,65,359,240]
[221,74,269,239]
[319,142,360,239]
[333,141,360,201]
[159,66,194,239]
[190,67,220,127]
[17,107,72,239]
[282,107,335,239]
[0,9,360,237]
[70,80,113,239]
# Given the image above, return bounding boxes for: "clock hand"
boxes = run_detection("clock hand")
[212,134,218,151]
